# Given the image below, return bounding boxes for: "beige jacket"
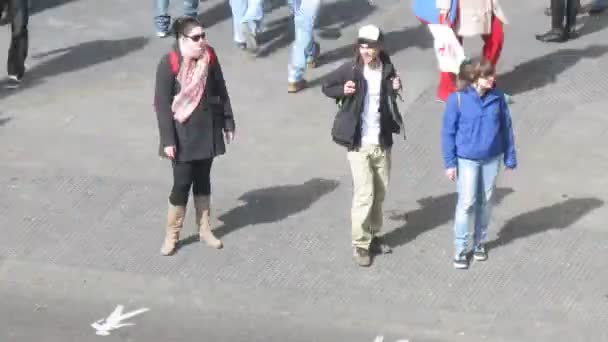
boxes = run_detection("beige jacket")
[436,0,508,37]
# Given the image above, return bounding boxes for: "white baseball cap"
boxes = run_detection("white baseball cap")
[357,24,382,44]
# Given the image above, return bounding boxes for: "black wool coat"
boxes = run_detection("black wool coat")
[154,46,235,162]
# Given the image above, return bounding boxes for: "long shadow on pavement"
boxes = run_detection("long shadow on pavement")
[499,45,608,96]
[306,23,433,89]
[256,0,376,58]
[214,178,340,237]
[486,197,604,251]
[317,23,432,69]
[198,0,232,30]
[0,115,10,127]
[577,11,608,37]
[28,0,78,15]
[0,37,149,100]
[383,187,514,249]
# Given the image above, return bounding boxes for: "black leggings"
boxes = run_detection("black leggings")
[2,0,29,78]
[551,0,577,30]
[169,158,213,206]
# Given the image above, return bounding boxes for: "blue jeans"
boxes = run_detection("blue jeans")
[154,0,199,32]
[287,0,320,82]
[453,156,501,258]
[229,0,264,43]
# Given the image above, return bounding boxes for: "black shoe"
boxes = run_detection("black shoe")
[287,79,307,93]
[536,29,568,43]
[566,29,580,40]
[370,236,392,255]
[353,247,371,267]
[473,245,488,261]
[453,253,469,269]
[5,75,21,89]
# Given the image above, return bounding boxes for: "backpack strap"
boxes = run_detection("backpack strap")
[168,50,179,75]
[207,46,216,66]
[168,47,217,76]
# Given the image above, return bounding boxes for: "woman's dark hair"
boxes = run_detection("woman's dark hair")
[170,16,203,39]
[456,58,496,91]
[352,34,384,67]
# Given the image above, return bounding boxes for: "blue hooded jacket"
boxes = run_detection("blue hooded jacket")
[441,86,517,169]
[412,0,458,24]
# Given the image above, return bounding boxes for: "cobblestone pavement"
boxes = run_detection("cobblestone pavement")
[0,0,607,341]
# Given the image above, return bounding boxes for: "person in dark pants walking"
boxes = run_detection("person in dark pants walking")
[154,17,236,255]
[536,0,579,42]
[0,0,28,88]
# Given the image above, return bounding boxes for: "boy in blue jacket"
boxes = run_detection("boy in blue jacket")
[441,59,517,269]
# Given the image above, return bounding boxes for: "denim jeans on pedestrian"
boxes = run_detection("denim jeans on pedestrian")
[453,156,501,258]
[154,0,199,33]
[229,0,264,43]
[287,0,320,83]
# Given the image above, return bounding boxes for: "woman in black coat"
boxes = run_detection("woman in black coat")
[154,16,235,256]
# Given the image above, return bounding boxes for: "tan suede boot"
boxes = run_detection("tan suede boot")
[160,203,186,256]
[194,196,223,249]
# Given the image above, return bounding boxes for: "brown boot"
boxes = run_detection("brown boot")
[194,196,223,249]
[160,203,186,256]
[287,79,307,93]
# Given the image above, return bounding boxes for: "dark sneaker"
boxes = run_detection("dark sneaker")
[535,29,568,43]
[474,245,488,261]
[236,42,246,50]
[5,75,21,89]
[370,236,392,255]
[306,42,321,69]
[154,15,171,37]
[287,79,307,93]
[354,247,371,267]
[566,29,580,40]
[453,253,469,269]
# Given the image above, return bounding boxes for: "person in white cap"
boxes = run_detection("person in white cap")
[322,25,405,267]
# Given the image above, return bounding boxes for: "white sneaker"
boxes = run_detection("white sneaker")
[6,75,21,89]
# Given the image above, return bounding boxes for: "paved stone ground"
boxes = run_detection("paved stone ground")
[0,0,607,341]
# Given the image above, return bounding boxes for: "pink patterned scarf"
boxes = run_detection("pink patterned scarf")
[171,44,210,123]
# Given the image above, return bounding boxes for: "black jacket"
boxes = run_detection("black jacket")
[322,52,404,149]
[154,47,235,162]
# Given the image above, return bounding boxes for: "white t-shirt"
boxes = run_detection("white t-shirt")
[361,65,383,146]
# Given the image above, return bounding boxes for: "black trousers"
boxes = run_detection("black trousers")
[169,158,213,206]
[1,0,28,78]
[551,0,577,31]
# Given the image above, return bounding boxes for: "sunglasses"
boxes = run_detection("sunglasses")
[185,32,206,42]
[359,43,379,50]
